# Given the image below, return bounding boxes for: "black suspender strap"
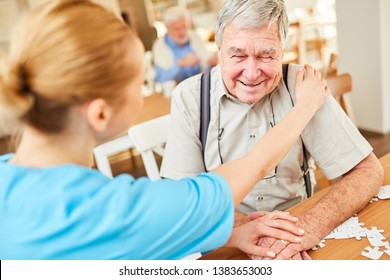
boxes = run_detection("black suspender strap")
[200,70,211,170]
[282,64,312,198]
[282,63,289,88]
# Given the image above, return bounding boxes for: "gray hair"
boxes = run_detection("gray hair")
[215,0,288,47]
[162,6,188,26]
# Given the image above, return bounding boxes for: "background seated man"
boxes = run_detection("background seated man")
[152,6,217,85]
[160,0,383,260]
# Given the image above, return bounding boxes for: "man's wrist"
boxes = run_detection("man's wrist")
[234,211,250,227]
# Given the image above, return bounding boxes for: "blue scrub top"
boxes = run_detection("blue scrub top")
[0,153,233,259]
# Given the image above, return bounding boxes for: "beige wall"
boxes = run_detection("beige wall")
[0,0,28,54]
[0,0,122,54]
[336,0,390,133]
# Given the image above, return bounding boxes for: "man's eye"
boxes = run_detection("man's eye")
[261,57,273,63]
[231,55,245,60]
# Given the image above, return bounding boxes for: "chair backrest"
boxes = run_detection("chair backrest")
[93,134,134,178]
[128,114,170,180]
[325,52,339,78]
[326,73,356,125]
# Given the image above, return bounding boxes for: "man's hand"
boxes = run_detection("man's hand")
[250,235,312,260]
[249,211,318,260]
[225,211,305,258]
[178,53,200,67]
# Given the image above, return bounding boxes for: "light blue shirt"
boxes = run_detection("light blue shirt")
[0,153,233,259]
[155,35,201,83]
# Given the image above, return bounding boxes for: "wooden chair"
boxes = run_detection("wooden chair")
[93,134,135,178]
[327,72,356,125]
[128,114,171,180]
[325,52,339,78]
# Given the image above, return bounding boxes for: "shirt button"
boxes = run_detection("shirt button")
[256,196,263,201]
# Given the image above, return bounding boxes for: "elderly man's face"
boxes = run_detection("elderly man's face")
[167,17,189,46]
[218,23,283,104]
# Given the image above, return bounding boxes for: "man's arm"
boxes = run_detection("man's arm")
[234,211,250,227]
[160,78,206,179]
[267,152,383,259]
[155,64,181,83]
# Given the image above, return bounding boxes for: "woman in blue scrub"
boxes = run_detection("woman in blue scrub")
[0,0,328,260]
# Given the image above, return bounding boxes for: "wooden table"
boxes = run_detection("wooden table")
[135,93,171,124]
[200,153,390,260]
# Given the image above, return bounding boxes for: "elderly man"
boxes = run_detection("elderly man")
[152,6,217,85]
[160,0,383,259]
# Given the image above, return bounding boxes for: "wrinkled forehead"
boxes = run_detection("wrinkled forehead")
[221,22,282,48]
[224,20,280,38]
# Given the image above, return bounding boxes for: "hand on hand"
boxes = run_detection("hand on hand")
[226,211,305,259]
[250,211,322,260]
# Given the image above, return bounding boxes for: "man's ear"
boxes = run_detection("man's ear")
[85,98,113,133]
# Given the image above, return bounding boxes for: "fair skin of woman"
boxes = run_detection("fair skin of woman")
[10,34,328,258]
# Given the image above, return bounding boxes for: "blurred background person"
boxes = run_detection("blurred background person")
[152,5,217,88]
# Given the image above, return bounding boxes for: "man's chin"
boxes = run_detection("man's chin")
[235,92,265,105]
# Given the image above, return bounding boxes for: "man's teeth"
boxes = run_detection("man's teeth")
[241,81,260,86]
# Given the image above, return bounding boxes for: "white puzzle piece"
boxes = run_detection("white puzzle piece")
[376,185,390,199]
[383,246,390,256]
[311,216,389,260]
[365,227,385,238]
[324,216,366,240]
[369,197,379,203]
[367,236,389,247]
[311,239,326,250]
[361,246,384,260]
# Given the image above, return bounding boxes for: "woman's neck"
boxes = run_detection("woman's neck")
[10,126,95,168]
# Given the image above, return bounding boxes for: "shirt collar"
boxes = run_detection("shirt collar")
[165,34,190,49]
[213,65,234,102]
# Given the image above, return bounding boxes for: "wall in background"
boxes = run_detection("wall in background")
[380,0,390,133]
[0,0,122,54]
[119,0,157,51]
[336,0,390,133]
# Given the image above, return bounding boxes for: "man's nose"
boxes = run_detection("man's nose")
[243,58,261,81]
[178,28,187,36]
